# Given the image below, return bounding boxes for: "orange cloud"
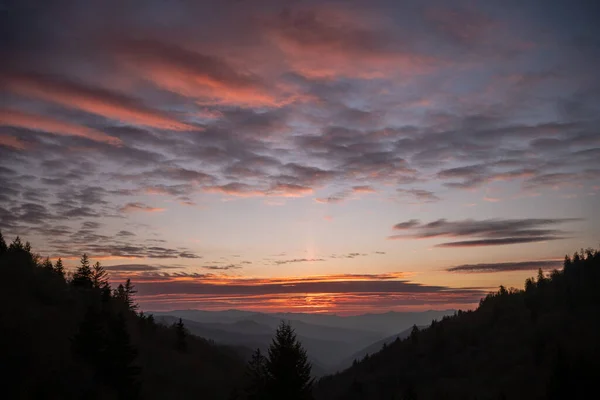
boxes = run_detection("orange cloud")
[262,7,438,78]
[3,73,193,131]
[0,109,122,145]
[0,134,27,150]
[114,39,282,107]
[204,182,313,198]
[352,185,376,193]
[119,202,165,213]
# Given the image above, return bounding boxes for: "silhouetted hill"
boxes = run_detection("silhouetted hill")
[0,238,246,399]
[315,249,600,400]
[334,326,424,373]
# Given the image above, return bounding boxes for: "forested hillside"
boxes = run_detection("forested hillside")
[315,249,600,400]
[0,232,246,399]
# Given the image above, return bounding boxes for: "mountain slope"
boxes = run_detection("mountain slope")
[315,250,600,400]
[334,326,423,372]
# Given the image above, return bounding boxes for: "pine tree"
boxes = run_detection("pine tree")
[92,261,109,289]
[124,279,138,310]
[244,348,268,400]
[114,283,126,302]
[72,254,93,288]
[8,236,24,252]
[42,256,53,270]
[0,230,7,254]
[54,258,65,277]
[265,321,313,400]
[174,318,187,352]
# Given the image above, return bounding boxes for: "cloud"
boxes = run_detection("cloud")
[126,271,485,313]
[262,6,435,78]
[446,259,563,273]
[113,39,279,107]
[0,109,122,145]
[398,188,441,202]
[315,190,349,204]
[352,185,376,193]
[104,264,179,272]
[389,218,579,247]
[393,219,421,230]
[2,72,194,130]
[0,134,27,150]
[273,258,326,265]
[201,264,241,270]
[1,0,600,277]
[119,202,165,213]
[179,251,202,259]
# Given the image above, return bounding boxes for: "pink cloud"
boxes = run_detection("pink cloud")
[0,109,122,145]
[3,73,194,131]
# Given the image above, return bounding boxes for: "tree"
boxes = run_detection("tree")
[92,261,109,289]
[0,230,7,254]
[8,236,24,252]
[72,253,93,288]
[42,256,53,270]
[124,279,138,310]
[54,258,65,277]
[174,318,188,352]
[244,348,268,400]
[410,325,420,345]
[265,321,313,400]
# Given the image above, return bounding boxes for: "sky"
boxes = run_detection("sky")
[1,0,599,315]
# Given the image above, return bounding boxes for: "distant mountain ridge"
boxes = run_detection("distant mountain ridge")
[149,309,456,372]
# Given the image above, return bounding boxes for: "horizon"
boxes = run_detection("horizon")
[1,0,599,314]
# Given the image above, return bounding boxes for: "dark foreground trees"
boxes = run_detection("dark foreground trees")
[315,248,600,400]
[243,321,314,400]
[0,232,246,399]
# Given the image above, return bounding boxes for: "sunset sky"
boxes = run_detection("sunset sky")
[1,0,599,314]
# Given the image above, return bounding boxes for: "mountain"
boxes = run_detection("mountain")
[271,310,456,335]
[315,250,600,400]
[150,306,455,372]
[152,309,455,336]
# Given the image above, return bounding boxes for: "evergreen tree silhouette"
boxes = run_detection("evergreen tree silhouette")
[72,254,93,288]
[244,348,268,400]
[92,261,109,289]
[42,256,53,270]
[124,279,138,310]
[8,236,24,252]
[0,230,7,254]
[265,321,313,400]
[54,258,65,277]
[174,318,188,352]
[114,283,126,302]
